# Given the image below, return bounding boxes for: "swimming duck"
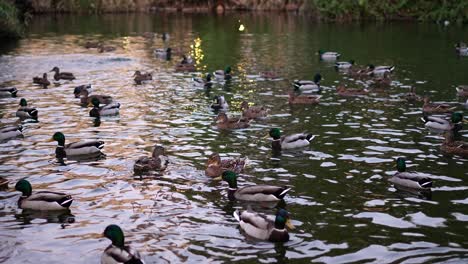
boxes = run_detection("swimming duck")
[161,32,170,41]
[73,84,92,98]
[32,73,50,88]
[259,71,280,79]
[269,128,315,151]
[14,179,73,210]
[335,60,355,70]
[404,87,422,102]
[0,87,18,97]
[222,171,291,202]
[423,112,463,132]
[288,92,321,105]
[79,89,113,105]
[293,73,322,93]
[84,41,101,49]
[216,113,250,130]
[240,101,268,120]
[175,63,196,72]
[102,225,145,264]
[0,125,23,141]
[318,50,340,60]
[16,98,38,120]
[193,73,213,88]
[233,208,294,242]
[133,71,152,85]
[205,153,246,178]
[455,42,468,56]
[367,64,395,76]
[336,85,369,97]
[89,98,120,118]
[134,145,169,175]
[98,45,116,53]
[50,67,76,81]
[422,97,456,114]
[456,85,468,97]
[52,132,104,159]
[388,158,432,190]
[214,66,232,81]
[370,73,391,89]
[154,48,171,60]
[211,95,229,112]
[440,131,468,158]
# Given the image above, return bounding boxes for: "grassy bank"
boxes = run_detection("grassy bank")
[0,0,24,38]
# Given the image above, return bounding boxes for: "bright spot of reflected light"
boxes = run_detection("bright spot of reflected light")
[239,24,245,32]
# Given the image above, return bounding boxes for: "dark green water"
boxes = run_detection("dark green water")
[0,13,467,263]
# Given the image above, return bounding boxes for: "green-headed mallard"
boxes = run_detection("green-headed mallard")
[154,48,171,60]
[367,64,395,76]
[73,84,92,98]
[293,73,322,94]
[318,50,340,60]
[241,101,268,120]
[214,66,232,81]
[134,145,169,175]
[193,73,213,88]
[422,112,463,132]
[205,153,246,178]
[216,113,250,130]
[336,85,369,97]
[269,128,315,151]
[211,95,229,112]
[79,89,113,105]
[32,73,50,88]
[222,171,291,202]
[288,92,321,105]
[52,132,104,159]
[388,158,432,190]
[89,98,120,118]
[133,71,152,85]
[0,125,23,141]
[335,60,355,70]
[102,225,144,264]
[233,208,294,242]
[14,179,73,210]
[423,97,456,113]
[50,67,75,81]
[440,131,468,157]
[0,87,18,97]
[16,98,38,120]
[456,85,468,97]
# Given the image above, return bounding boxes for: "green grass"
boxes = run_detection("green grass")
[0,0,24,38]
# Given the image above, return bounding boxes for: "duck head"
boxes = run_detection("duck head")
[275,209,295,230]
[133,71,141,77]
[318,49,324,55]
[206,73,212,82]
[52,132,66,146]
[207,153,221,166]
[15,179,32,197]
[451,112,463,123]
[50,67,60,73]
[152,145,165,158]
[396,157,406,172]
[103,224,125,248]
[240,101,250,111]
[91,97,100,108]
[313,73,322,84]
[367,64,375,70]
[216,113,228,123]
[349,60,355,65]
[224,66,232,74]
[222,170,238,188]
[269,128,281,140]
[42,73,48,79]
[19,98,27,107]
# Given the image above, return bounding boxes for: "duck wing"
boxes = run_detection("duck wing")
[282,133,314,144]
[237,185,290,199]
[237,210,272,230]
[29,191,73,207]
[66,140,104,150]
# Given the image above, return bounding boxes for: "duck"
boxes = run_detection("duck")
[259,71,280,79]
[288,92,321,105]
[240,101,268,119]
[0,125,23,141]
[388,158,432,191]
[210,95,229,112]
[16,98,38,120]
[335,60,355,70]
[84,41,101,49]
[50,67,76,81]
[0,87,18,97]
[32,73,50,88]
[318,50,340,60]
[89,98,120,118]
[133,71,152,85]
[51,132,104,159]
[456,85,468,97]
[293,73,322,93]
[205,153,246,178]
[233,208,294,242]
[455,42,468,56]
[154,48,171,60]
[346,66,372,79]
[193,73,213,88]
[336,85,369,97]
[73,84,92,98]
[14,179,73,210]
[367,64,395,76]
[422,112,463,132]
[134,145,169,175]
[98,45,116,53]
[101,225,145,264]
[214,66,232,81]
[404,87,422,102]
[269,128,315,151]
[222,171,291,202]
[440,131,468,158]
[161,32,170,41]
[216,113,250,130]
[422,97,456,114]
[79,89,113,105]
[370,73,391,89]
[175,63,196,72]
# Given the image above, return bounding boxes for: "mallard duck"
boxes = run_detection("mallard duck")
[102,225,144,264]
[259,71,280,79]
[32,73,50,88]
[205,153,246,178]
[241,101,268,119]
[98,45,116,53]
[133,71,152,85]
[73,84,92,98]
[16,98,38,119]
[84,41,101,49]
[134,145,169,175]
[193,73,213,88]
[233,208,294,242]
[89,98,120,118]
[79,89,113,105]
[293,73,322,93]
[455,42,468,56]
[154,48,171,60]
[456,85,468,97]
[0,125,23,141]
[222,171,291,201]
[214,66,232,81]
[216,113,250,130]
[175,63,196,72]
[388,158,432,190]
[14,179,73,210]
[50,67,76,81]
[318,50,340,60]
[441,131,468,157]
[367,64,395,76]
[335,60,355,70]
[370,73,391,89]
[336,85,369,97]
[52,132,104,159]
[422,112,463,132]
[288,92,321,105]
[423,97,456,113]
[404,87,422,102]
[211,95,229,112]
[0,87,18,97]
[269,128,315,151]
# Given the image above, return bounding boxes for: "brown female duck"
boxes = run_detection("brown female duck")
[241,101,268,119]
[133,71,152,85]
[404,87,422,102]
[336,85,369,97]
[32,73,50,88]
[98,45,116,53]
[422,97,455,114]
[440,131,468,158]
[50,67,75,81]
[216,113,250,130]
[134,145,169,175]
[79,89,113,105]
[288,92,321,104]
[205,153,246,178]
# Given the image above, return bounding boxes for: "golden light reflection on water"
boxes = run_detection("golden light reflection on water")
[190,37,205,71]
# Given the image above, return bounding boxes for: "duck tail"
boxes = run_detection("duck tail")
[306,134,315,142]
[233,210,241,222]
[389,66,395,72]
[59,195,73,207]
[278,188,291,199]
[419,178,432,188]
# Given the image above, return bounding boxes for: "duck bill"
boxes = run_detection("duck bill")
[212,176,222,180]
[47,137,54,142]
[285,219,295,230]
